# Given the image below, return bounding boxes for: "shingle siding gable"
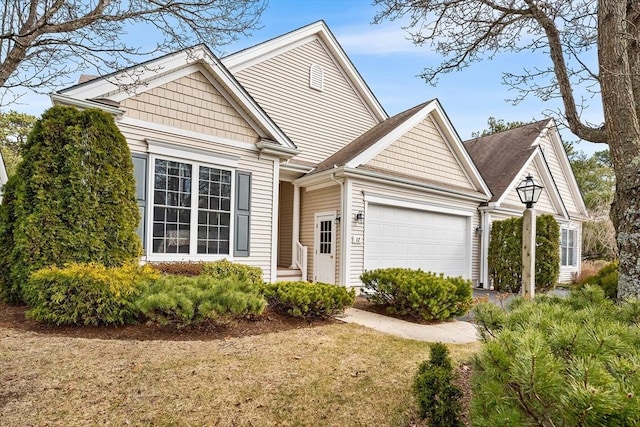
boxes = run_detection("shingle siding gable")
[365,116,474,189]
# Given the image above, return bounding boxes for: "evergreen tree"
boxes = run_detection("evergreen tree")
[0,106,140,303]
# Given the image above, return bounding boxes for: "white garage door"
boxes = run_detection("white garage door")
[365,204,469,277]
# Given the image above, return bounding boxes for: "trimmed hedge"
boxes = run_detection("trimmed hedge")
[202,259,263,285]
[262,281,355,319]
[136,275,266,326]
[579,261,618,300]
[471,286,640,425]
[487,214,560,293]
[360,268,473,321]
[0,106,141,303]
[23,263,159,326]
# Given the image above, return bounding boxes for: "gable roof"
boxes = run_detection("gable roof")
[53,45,297,153]
[464,119,588,218]
[222,20,387,123]
[307,99,491,199]
[464,119,550,203]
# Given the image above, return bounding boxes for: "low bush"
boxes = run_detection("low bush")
[201,259,263,285]
[360,268,473,321]
[571,260,609,284]
[578,261,618,300]
[262,281,355,319]
[471,285,640,426]
[136,275,266,326]
[148,261,206,277]
[23,263,159,326]
[414,343,463,427]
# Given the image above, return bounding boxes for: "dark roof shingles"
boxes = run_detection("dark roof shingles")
[463,119,551,201]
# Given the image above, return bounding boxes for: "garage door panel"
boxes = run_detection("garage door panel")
[365,204,469,278]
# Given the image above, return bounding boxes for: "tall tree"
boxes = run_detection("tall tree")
[471,116,529,137]
[0,110,36,175]
[375,0,640,299]
[0,0,266,105]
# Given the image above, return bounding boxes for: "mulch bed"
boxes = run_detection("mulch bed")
[0,302,332,341]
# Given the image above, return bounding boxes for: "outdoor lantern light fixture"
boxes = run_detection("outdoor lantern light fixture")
[354,211,364,224]
[517,174,544,299]
[516,174,544,208]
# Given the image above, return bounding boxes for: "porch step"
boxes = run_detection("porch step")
[277,267,304,282]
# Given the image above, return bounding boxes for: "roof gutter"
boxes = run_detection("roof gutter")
[256,139,300,160]
[50,93,126,116]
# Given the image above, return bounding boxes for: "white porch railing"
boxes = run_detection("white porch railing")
[294,241,308,281]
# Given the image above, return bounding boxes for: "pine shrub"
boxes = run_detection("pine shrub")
[487,214,560,293]
[413,343,463,427]
[23,263,159,326]
[201,259,264,285]
[578,261,618,300]
[471,285,640,426]
[136,275,266,326]
[360,268,473,321]
[261,281,355,319]
[0,106,141,303]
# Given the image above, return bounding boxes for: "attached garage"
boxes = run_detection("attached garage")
[364,203,471,278]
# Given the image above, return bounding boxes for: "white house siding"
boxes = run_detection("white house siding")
[348,180,480,287]
[539,134,582,216]
[278,182,294,266]
[116,87,276,281]
[231,38,380,165]
[501,163,557,214]
[300,184,341,282]
[120,71,259,144]
[366,116,473,189]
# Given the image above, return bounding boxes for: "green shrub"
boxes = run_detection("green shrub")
[579,261,618,300]
[23,263,159,326]
[488,214,560,293]
[201,259,264,285]
[136,275,266,326]
[149,261,206,277]
[360,268,473,321]
[414,343,463,426]
[261,281,355,319]
[471,285,640,426]
[0,106,141,303]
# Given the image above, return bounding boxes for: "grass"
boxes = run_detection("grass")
[0,323,479,426]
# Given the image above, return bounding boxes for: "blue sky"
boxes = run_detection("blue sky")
[13,0,604,154]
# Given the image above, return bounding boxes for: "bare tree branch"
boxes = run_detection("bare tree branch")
[0,0,267,105]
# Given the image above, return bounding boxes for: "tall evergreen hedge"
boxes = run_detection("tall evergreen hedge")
[0,106,141,303]
[487,214,560,292]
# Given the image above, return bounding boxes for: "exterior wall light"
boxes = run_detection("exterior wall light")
[354,211,364,224]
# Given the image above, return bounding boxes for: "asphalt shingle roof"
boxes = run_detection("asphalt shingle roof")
[463,119,552,202]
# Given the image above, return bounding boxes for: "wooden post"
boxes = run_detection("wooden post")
[522,207,536,298]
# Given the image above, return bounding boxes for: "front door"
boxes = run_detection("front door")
[314,213,336,284]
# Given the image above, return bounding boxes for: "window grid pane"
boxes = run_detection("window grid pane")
[152,159,192,254]
[197,166,232,254]
[320,220,332,254]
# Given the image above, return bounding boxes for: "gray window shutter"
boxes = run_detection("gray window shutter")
[132,154,147,254]
[234,171,251,257]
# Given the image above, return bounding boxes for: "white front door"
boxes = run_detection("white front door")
[314,213,336,284]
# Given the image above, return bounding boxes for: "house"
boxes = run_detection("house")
[465,120,589,285]
[0,149,8,203]
[51,21,584,287]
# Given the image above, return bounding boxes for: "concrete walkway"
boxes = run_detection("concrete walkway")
[337,288,570,343]
[337,308,479,344]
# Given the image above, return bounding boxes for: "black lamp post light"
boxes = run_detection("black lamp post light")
[516,174,544,298]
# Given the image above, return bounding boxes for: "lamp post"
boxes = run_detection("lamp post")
[516,174,544,299]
